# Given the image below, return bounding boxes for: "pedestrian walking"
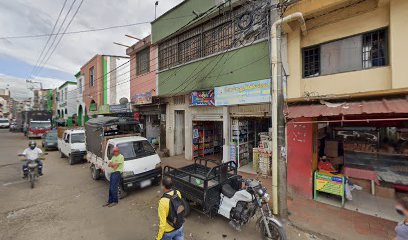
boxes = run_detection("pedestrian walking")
[395,196,408,240]
[103,147,124,207]
[156,176,185,240]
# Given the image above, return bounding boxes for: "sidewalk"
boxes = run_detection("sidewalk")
[161,155,398,240]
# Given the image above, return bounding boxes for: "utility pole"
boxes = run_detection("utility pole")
[270,0,306,218]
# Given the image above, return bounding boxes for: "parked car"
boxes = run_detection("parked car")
[0,118,10,128]
[85,117,161,199]
[58,128,86,165]
[41,130,58,151]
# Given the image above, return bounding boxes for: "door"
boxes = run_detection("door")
[174,110,185,155]
[104,143,114,180]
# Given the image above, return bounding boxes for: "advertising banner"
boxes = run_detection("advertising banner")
[131,92,152,105]
[214,79,271,106]
[110,103,131,113]
[314,171,344,197]
[191,90,214,106]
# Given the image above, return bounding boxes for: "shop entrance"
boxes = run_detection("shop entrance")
[174,110,185,156]
[192,121,223,162]
[314,119,408,222]
[230,117,271,174]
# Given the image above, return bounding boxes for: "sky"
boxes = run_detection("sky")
[0,0,184,99]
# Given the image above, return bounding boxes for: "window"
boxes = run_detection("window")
[107,144,114,160]
[78,79,82,93]
[136,48,150,75]
[303,46,320,78]
[65,89,68,101]
[65,109,67,114]
[117,140,156,161]
[89,67,95,87]
[362,29,387,68]
[302,28,388,78]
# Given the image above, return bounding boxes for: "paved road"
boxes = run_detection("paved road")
[0,129,320,240]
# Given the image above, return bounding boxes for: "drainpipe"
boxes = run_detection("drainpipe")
[271,12,306,216]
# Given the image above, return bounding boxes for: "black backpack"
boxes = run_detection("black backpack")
[162,190,185,229]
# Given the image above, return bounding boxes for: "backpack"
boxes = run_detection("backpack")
[162,190,185,229]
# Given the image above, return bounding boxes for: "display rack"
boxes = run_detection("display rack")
[231,119,256,167]
[193,122,223,160]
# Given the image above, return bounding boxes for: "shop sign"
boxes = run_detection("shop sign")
[131,92,152,105]
[110,103,131,113]
[214,79,271,106]
[98,105,110,114]
[191,90,214,106]
[314,172,344,197]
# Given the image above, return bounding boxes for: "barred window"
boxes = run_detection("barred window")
[303,46,320,78]
[178,35,202,64]
[362,29,387,69]
[203,21,233,56]
[136,47,150,75]
[89,67,95,87]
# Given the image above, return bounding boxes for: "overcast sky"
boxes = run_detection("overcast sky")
[0,0,184,99]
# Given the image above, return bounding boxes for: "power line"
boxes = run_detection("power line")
[0,15,195,40]
[35,0,85,77]
[27,0,68,80]
[32,0,79,77]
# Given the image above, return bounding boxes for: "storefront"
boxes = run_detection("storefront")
[191,90,224,162]
[215,79,272,175]
[286,97,408,222]
[132,96,166,150]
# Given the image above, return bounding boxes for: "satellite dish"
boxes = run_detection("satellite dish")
[119,97,129,105]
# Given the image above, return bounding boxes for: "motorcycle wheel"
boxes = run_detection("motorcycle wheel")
[29,172,35,189]
[259,217,286,240]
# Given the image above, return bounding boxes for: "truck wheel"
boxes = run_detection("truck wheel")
[118,184,127,199]
[90,165,101,180]
[68,155,74,165]
[182,198,191,217]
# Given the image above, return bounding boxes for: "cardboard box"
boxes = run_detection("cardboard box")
[348,177,371,193]
[325,140,339,158]
[376,185,396,199]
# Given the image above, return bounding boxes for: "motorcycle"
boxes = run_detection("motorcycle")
[18,153,47,189]
[218,179,286,240]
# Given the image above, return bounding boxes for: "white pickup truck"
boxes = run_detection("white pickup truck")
[58,128,87,165]
[85,117,162,198]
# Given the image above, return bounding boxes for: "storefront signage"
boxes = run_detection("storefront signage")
[99,105,111,114]
[131,92,152,105]
[314,171,344,197]
[214,79,271,106]
[191,90,214,106]
[109,104,131,113]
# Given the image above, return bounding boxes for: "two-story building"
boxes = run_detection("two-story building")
[80,54,130,116]
[283,0,408,223]
[56,81,77,124]
[74,71,86,126]
[152,0,274,169]
[126,35,165,150]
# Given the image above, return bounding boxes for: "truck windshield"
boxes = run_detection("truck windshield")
[117,140,156,161]
[30,122,51,129]
[71,133,85,143]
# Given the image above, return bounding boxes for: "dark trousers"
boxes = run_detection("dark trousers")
[22,160,43,175]
[108,172,121,204]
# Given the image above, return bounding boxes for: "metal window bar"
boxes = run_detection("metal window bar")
[362,29,386,69]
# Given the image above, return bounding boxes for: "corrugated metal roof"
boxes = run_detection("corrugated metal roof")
[286,98,408,119]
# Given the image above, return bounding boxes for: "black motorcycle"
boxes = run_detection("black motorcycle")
[18,153,47,189]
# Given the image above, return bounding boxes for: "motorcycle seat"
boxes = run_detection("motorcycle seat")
[221,184,237,198]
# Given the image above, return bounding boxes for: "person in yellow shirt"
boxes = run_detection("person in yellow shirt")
[156,176,184,240]
[103,147,124,207]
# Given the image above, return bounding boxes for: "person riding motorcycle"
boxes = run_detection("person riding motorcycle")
[21,141,43,177]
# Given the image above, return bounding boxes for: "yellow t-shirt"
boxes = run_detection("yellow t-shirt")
[110,154,124,173]
[156,190,182,240]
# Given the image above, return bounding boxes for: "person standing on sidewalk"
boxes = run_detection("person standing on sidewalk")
[156,176,185,240]
[395,196,408,240]
[103,147,124,208]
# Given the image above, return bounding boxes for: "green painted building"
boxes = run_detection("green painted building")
[152,0,274,162]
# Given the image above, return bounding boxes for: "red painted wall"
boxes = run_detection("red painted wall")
[287,118,314,199]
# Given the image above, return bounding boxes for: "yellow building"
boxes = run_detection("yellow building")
[283,0,408,226]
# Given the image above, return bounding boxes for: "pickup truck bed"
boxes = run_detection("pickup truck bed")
[163,158,241,217]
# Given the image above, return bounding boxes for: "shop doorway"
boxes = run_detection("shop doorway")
[314,121,407,222]
[192,121,223,162]
[174,110,185,155]
[231,117,271,174]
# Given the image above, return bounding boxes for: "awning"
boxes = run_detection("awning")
[286,98,408,119]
